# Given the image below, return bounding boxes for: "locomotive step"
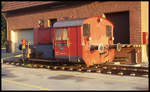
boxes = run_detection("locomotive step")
[115,57,128,59]
[113,59,128,62]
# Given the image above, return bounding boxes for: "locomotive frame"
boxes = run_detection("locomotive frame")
[29,16,116,66]
[22,16,147,67]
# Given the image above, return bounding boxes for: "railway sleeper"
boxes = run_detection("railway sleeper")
[141,74,148,78]
[46,66,51,69]
[106,66,148,73]
[96,70,102,73]
[11,62,15,65]
[78,68,83,72]
[78,68,88,72]
[61,66,66,70]
[5,61,11,64]
[31,64,38,68]
[118,72,124,76]
[107,71,112,74]
[3,60,148,77]
[87,69,92,72]
[67,66,84,71]
[86,69,98,73]
[112,67,117,70]
[21,63,25,66]
[60,66,70,70]
[15,62,21,66]
[2,60,7,64]
[52,66,61,70]
[69,67,75,71]
[130,73,136,76]
[119,68,148,73]
[115,70,146,76]
[102,64,148,70]
[101,69,148,76]
[39,64,48,68]
[100,69,138,77]
[101,69,120,74]
[120,67,148,70]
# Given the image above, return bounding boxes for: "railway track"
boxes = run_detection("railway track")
[2,59,148,78]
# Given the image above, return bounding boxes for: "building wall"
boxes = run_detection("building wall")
[6,1,148,62]
[141,2,149,62]
[141,2,149,34]
[7,1,142,43]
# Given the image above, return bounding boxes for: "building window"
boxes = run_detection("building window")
[38,19,44,28]
[48,18,57,27]
[56,28,68,41]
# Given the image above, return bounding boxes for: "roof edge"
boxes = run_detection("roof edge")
[2,1,60,12]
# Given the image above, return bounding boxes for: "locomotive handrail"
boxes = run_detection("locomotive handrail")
[90,43,145,52]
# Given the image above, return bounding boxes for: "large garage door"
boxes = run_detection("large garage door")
[11,29,33,53]
[106,11,130,44]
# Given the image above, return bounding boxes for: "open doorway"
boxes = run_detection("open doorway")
[105,11,130,44]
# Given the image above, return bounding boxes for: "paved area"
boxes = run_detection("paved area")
[1,48,22,58]
[1,64,149,91]
[1,48,22,63]
[1,49,149,90]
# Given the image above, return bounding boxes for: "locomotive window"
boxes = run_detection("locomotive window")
[56,28,68,41]
[56,29,61,40]
[83,24,90,36]
[106,25,112,37]
[62,28,68,40]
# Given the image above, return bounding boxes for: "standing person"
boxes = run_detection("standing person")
[5,40,9,58]
[22,38,27,62]
[5,40,9,53]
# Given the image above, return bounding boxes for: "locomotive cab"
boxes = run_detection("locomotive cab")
[53,19,85,62]
[81,16,115,66]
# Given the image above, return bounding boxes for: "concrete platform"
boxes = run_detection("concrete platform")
[2,64,149,91]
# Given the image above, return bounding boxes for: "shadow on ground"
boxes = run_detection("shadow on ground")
[48,74,93,82]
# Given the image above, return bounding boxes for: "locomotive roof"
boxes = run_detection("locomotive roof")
[53,18,87,27]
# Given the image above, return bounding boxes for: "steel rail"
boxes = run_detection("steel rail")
[3,59,148,78]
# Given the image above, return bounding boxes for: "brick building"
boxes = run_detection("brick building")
[2,1,149,63]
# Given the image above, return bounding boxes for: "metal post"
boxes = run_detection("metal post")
[130,49,138,64]
[135,49,138,64]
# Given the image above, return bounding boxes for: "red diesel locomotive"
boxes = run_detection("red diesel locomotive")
[32,16,115,66]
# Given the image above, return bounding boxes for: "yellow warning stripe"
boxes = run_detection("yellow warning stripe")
[121,44,143,48]
[2,78,54,91]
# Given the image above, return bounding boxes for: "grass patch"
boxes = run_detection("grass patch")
[23,64,33,68]
[23,64,39,68]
